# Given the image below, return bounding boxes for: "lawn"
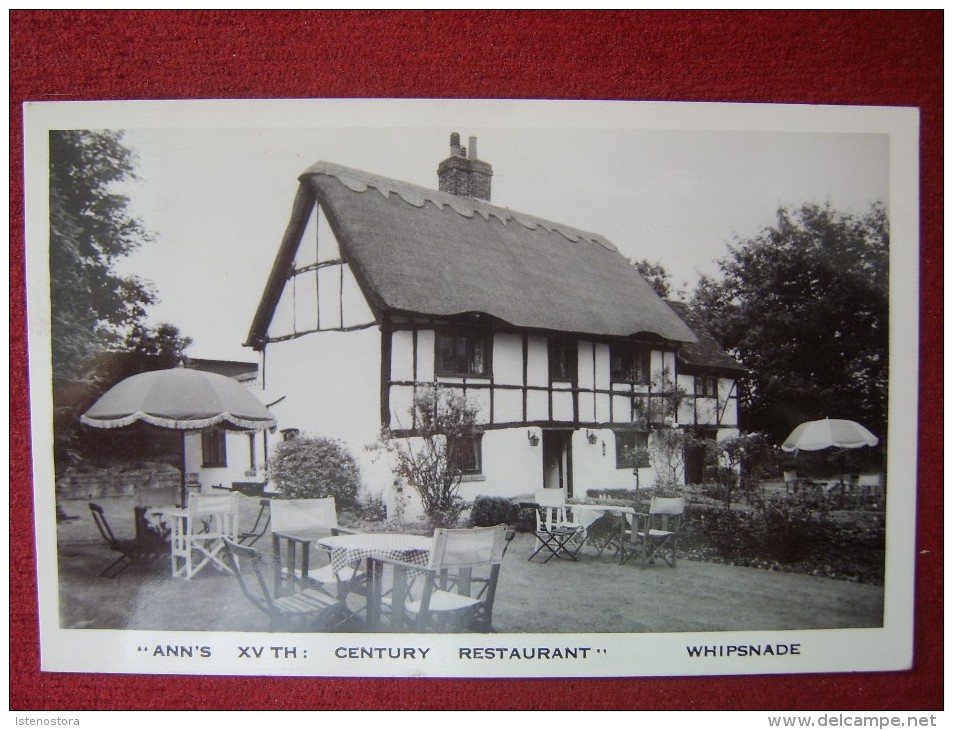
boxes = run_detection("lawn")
[55,495,884,634]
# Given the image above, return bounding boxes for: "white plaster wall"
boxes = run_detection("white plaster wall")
[416,330,435,381]
[526,389,549,422]
[187,430,267,491]
[494,388,522,424]
[653,350,677,385]
[391,330,415,382]
[458,428,543,502]
[612,394,632,423]
[493,333,523,386]
[578,391,595,424]
[262,327,394,496]
[719,378,739,426]
[577,340,594,390]
[571,427,650,495]
[551,387,573,422]
[526,335,548,387]
[720,395,738,427]
[696,397,718,425]
[676,373,695,424]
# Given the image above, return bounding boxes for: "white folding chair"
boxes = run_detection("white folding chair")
[528,489,586,562]
[170,492,240,579]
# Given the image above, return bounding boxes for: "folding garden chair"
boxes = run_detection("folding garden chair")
[269,497,361,598]
[624,496,685,568]
[381,524,507,632]
[169,492,240,579]
[527,489,586,563]
[222,538,348,632]
[88,502,167,578]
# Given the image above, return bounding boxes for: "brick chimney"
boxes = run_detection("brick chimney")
[437,132,492,201]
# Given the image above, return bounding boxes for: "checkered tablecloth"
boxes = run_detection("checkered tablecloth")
[317,533,433,574]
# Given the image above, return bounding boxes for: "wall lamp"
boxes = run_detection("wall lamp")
[586,429,598,445]
[527,430,540,447]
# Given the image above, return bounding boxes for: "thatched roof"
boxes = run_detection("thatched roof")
[248,162,697,347]
[666,301,747,375]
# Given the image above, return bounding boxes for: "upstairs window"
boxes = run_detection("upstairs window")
[201,430,227,468]
[435,330,491,377]
[610,343,651,385]
[548,338,578,382]
[696,375,719,398]
[447,433,483,475]
[615,430,650,469]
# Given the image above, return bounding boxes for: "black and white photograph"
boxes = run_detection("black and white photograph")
[24,99,919,678]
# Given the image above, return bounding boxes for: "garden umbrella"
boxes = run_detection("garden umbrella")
[81,366,277,503]
[780,418,879,453]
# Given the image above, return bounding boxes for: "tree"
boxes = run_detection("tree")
[49,130,193,462]
[50,130,156,387]
[692,203,888,445]
[629,258,674,299]
[377,383,481,527]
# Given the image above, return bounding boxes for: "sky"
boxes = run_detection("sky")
[107,102,890,363]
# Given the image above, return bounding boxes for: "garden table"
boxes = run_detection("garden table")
[271,528,333,594]
[317,533,433,631]
[570,504,637,564]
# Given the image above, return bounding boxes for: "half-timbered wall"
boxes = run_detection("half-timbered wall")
[267,201,376,342]
[386,328,683,430]
[676,373,740,429]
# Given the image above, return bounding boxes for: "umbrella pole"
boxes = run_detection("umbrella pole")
[180,431,187,506]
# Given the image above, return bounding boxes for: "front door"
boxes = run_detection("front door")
[542,430,573,497]
[685,429,717,485]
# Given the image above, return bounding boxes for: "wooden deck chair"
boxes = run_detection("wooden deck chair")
[170,492,240,579]
[269,497,360,596]
[89,502,167,578]
[624,496,686,568]
[528,489,586,562]
[383,524,507,633]
[222,538,348,632]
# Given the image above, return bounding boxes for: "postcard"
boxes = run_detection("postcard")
[23,98,918,677]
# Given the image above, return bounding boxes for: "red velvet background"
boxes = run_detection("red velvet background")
[9,10,942,711]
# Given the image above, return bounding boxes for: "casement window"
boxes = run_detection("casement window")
[696,374,719,398]
[435,330,491,377]
[614,430,650,469]
[448,433,483,475]
[201,430,227,468]
[548,338,578,382]
[610,343,651,384]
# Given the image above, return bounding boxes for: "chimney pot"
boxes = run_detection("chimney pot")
[438,132,492,201]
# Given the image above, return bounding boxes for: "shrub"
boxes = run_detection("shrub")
[268,435,361,508]
[358,491,388,522]
[469,496,523,528]
[681,499,885,584]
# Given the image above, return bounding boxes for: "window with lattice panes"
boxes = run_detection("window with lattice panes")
[435,330,491,377]
[201,430,227,468]
[548,338,578,382]
[610,343,651,384]
[615,430,650,469]
[448,433,483,475]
